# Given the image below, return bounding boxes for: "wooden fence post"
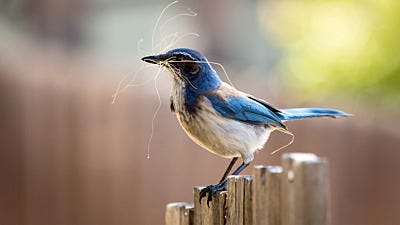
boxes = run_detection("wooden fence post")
[194,186,227,225]
[252,165,283,225]
[281,153,329,225]
[226,175,253,225]
[165,202,194,225]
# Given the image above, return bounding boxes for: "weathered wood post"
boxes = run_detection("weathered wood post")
[281,153,329,225]
[252,165,282,225]
[194,187,227,225]
[165,202,194,225]
[226,175,253,225]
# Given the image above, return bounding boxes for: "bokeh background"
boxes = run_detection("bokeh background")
[1,0,399,224]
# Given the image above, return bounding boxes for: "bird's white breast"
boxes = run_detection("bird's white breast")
[171,86,271,164]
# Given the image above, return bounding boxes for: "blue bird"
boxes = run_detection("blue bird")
[142,48,350,205]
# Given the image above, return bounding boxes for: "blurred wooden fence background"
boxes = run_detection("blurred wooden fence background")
[0,50,399,225]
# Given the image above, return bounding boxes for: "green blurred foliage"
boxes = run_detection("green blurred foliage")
[259,0,400,105]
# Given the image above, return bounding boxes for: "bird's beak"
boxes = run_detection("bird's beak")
[141,55,160,64]
[141,54,167,65]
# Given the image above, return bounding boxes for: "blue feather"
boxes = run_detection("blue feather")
[205,94,286,128]
[278,108,351,120]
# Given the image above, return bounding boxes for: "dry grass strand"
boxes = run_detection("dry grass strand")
[270,129,295,155]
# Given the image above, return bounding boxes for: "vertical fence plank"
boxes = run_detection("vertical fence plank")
[193,186,227,225]
[281,153,329,225]
[252,165,282,225]
[226,175,253,225]
[166,202,194,225]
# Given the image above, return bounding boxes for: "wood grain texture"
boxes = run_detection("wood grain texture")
[166,202,194,225]
[226,175,253,225]
[281,153,329,225]
[193,186,227,225]
[252,165,282,225]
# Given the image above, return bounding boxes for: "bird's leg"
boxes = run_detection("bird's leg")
[212,162,250,194]
[231,161,250,176]
[199,158,251,207]
[218,157,238,183]
[199,157,238,206]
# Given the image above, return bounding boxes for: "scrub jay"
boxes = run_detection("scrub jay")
[142,48,350,205]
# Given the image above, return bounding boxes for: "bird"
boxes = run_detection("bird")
[141,48,350,205]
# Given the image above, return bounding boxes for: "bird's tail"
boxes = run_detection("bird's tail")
[278,108,351,121]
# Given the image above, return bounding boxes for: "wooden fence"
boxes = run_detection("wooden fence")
[165,153,328,225]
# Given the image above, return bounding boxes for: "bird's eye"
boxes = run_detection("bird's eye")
[188,64,200,74]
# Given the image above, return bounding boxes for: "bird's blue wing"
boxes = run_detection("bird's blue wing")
[205,94,286,129]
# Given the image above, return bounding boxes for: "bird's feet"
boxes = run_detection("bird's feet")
[199,181,227,207]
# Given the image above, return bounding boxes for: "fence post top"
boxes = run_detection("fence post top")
[254,165,283,173]
[227,175,253,181]
[166,202,193,208]
[282,152,327,163]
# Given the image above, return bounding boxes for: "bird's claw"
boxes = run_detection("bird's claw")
[199,182,227,207]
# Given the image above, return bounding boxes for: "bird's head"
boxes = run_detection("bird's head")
[141,48,221,92]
